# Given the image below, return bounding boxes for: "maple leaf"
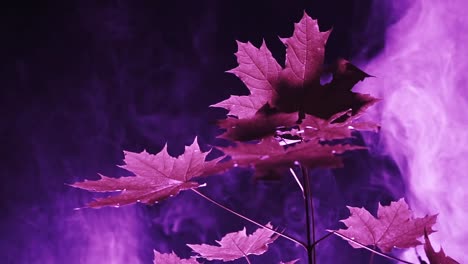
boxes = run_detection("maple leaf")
[213,12,378,143]
[187,223,279,262]
[336,198,437,253]
[72,138,223,208]
[280,12,330,87]
[424,231,459,264]
[220,137,363,178]
[300,109,379,142]
[212,40,281,119]
[153,250,199,264]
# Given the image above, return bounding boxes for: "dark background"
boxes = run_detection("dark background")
[0,1,408,263]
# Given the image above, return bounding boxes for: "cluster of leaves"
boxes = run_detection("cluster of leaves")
[72,11,375,216]
[213,12,379,176]
[72,12,459,264]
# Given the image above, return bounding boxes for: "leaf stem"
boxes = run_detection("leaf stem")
[191,188,305,249]
[244,255,252,264]
[331,231,414,264]
[301,165,315,264]
[289,168,305,198]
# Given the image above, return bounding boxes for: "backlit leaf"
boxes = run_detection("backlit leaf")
[187,223,278,262]
[336,198,437,253]
[72,138,223,208]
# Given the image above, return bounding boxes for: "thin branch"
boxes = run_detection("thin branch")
[191,188,305,249]
[312,232,333,247]
[289,168,305,198]
[331,231,414,264]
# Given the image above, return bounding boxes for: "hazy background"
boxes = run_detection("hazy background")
[0,1,408,263]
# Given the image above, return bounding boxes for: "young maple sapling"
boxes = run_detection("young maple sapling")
[72,12,459,264]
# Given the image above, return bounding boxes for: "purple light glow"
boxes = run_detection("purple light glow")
[360,0,468,261]
[69,208,143,264]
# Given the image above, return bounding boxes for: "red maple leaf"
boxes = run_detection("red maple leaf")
[211,40,281,119]
[424,231,459,264]
[219,137,363,178]
[279,12,329,88]
[72,138,223,208]
[336,198,437,253]
[187,223,279,262]
[153,250,199,264]
[212,12,378,142]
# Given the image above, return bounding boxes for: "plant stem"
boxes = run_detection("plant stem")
[244,255,252,264]
[191,188,305,249]
[301,165,315,264]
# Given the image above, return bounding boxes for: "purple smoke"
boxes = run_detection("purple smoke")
[360,0,468,261]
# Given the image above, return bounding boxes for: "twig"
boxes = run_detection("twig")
[289,168,305,198]
[191,188,305,249]
[331,231,414,264]
[312,232,333,246]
